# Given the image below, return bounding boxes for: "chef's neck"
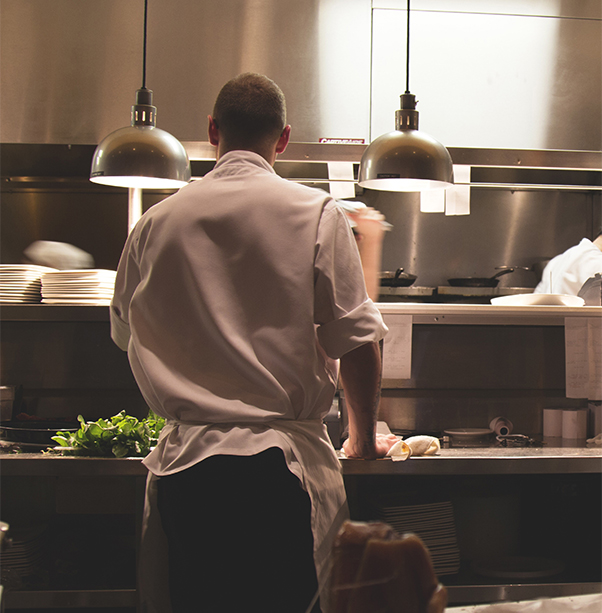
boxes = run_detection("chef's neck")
[593,233,602,251]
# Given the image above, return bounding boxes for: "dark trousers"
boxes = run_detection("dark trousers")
[156,447,320,613]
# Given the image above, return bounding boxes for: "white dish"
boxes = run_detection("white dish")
[42,269,115,278]
[444,428,493,448]
[491,293,585,307]
[42,299,112,305]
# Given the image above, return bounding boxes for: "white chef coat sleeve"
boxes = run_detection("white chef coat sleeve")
[535,239,602,295]
[110,229,141,352]
[314,201,388,359]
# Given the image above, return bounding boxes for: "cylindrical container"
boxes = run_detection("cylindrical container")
[0,386,15,422]
[562,408,588,440]
[543,408,562,438]
[589,402,602,437]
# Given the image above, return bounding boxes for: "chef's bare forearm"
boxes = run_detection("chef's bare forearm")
[339,340,382,459]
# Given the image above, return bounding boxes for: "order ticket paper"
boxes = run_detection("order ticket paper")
[382,314,413,380]
[565,317,602,400]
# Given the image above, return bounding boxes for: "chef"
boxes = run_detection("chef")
[110,73,396,613]
[534,231,602,296]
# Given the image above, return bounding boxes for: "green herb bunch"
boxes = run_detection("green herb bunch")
[50,410,165,458]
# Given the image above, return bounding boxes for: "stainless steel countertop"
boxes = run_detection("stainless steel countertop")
[340,445,602,475]
[1,445,600,477]
[0,453,148,476]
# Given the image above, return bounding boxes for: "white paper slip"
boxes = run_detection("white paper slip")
[565,317,602,400]
[420,189,445,213]
[327,161,356,199]
[382,314,412,380]
[329,181,356,199]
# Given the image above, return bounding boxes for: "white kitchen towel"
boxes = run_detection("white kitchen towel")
[404,435,441,456]
[385,435,441,461]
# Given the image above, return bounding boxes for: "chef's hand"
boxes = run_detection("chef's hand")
[345,207,388,302]
[343,432,399,459]
[346,207,387,244]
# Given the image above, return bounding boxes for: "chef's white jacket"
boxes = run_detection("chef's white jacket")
[110,150,388,606]
[534,238,602,296]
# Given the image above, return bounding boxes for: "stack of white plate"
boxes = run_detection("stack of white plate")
[0,264,57,303]
[376,500,461,576]
[41,269,116,305]
[0,524,48,589]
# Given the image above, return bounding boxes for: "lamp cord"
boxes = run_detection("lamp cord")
[405,0,411,94]
[142,0,148,90]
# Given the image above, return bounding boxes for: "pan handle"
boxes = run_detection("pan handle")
[492,265,531,279]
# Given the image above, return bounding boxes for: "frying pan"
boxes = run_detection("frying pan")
[380,268,417,287]
[448,266,528,288]
[0,421,78,446]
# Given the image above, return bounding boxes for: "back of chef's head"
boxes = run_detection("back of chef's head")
[213,73,287,150]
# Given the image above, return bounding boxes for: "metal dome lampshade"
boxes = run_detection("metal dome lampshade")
[90,88,191,189]
[358,1,453,192]
[90,0,190,189]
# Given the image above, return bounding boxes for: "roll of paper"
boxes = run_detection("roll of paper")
[562,408,588,440]
[489,416,513,436]
[543,408,563,437]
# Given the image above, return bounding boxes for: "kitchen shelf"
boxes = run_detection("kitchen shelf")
[4,588,136,609]
[4,144,600,192]
[181,142,602,192]
[1,459,145,612]
[377,303,602,326]
[2,449,600,609]
[342,452,601,607]
[185,141,602,169]
[0,304,110,322]
[2,303,601,326]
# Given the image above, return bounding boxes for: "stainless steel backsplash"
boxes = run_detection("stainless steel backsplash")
[1,0,600,150]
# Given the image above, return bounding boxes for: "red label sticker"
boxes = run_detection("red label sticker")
[319,138,365,144]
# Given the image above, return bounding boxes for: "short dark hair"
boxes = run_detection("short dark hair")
[212,73,287,149]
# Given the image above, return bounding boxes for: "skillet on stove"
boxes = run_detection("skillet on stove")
[448,266,529,288]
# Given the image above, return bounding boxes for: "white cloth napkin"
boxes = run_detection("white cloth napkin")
[386,435,441,461]
[385,439,411,461]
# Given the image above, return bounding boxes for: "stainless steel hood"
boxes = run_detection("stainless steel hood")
[1,0,600,152]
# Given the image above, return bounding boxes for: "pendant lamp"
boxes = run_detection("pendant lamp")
[358,0,453,192]
[90,0,191,189]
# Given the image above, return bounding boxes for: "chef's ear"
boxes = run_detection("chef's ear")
[275,125,291,154]
[208,116,220,147]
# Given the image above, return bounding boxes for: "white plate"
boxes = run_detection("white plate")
[491,293,585,307]
[42,299,112,305]
[42,269,115,279]
[0,288,41,295]
[41,281,115,288]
